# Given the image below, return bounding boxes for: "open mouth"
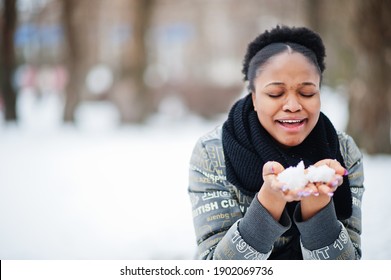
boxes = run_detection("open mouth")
[277,119,306,128]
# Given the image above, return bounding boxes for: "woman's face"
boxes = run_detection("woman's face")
[252,51,321,147]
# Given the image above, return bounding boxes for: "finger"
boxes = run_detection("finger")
[305,183,319,197]
[327,175,343,191]
[272,180,286,193]
[262,161,284,177]
[314,159,347,176]
[295,184,317,198]
[317,183,335,197]
[328,160,347,176]
[290,188,310,201]
[282,190,302,202]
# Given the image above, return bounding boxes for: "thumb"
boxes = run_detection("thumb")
[262,161,285,177]
[314,159,347,176]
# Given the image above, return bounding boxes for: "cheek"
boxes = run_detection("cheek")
[253,97,280,125]
[256,97,278,116]
[257,106,277,128]
[306,101,321,128]
[307,99,321,116]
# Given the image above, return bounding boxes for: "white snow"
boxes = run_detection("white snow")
[0,88,390,260]
[277,161,337,190]
[306,164,336,183]
[277,161,308,190]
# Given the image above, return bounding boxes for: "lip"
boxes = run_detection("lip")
[275,118,307,132]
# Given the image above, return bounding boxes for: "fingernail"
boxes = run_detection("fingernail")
[302,191,311,197]
[331,180,339,188]
[327,192,334,197]
[298,191,311,197]
[344,169,349,176]
[281,185,289,191]
[313,192,320,196]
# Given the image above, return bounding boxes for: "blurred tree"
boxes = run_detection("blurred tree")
[61,0,82,122]
[130,0,155,122]
[347,0,391,154]
[305,0,322,32]
[116,0,155,123]
[304,0,355,87]
[0,0,18,121]
[305,0,391,154]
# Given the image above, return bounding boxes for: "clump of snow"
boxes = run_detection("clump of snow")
[306,165,335,183]
[277,161,308,190]
[277,161,337,190]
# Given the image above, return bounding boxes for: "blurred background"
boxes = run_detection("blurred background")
[0,0,390,259]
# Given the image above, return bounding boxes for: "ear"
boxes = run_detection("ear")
[251,92,257,112]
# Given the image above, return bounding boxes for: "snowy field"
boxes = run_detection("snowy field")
[0,89,390,260]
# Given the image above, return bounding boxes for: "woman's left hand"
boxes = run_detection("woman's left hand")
[300,159,347,220]
[310,159,346,196]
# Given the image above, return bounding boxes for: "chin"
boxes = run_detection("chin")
[279,137,305,148]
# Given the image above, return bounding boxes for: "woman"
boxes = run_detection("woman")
[188,25,364,260]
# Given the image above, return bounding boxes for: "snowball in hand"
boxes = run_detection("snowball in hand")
[306,164,335,183]
[277,161,336,190]
[277,161,308,190]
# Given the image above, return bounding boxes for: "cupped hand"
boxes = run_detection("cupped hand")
[261,161,313,202]
[299,159,347,220]
[311,159,347,197]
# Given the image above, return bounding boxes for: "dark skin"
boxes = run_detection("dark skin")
[259,159,345,221]
[252,51,346,222]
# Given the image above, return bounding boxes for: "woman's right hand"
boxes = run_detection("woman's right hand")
[257,161,288,221]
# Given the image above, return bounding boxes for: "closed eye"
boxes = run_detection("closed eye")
[300,92,317,98]
[267,92,284,98]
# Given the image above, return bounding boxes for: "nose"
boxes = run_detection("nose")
[283,96,302,112]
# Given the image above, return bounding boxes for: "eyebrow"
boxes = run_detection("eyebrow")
[300,82,317,87]
[264,82,284,88]
[264,81,317,88]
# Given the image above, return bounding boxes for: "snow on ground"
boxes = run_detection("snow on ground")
[0,89,390,259]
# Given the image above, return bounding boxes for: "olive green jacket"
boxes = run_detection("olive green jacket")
[188,125,364,260]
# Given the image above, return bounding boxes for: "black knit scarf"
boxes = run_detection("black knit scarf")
[222,94,352,220]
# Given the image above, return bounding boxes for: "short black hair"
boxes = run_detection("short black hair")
[242,25,326,92]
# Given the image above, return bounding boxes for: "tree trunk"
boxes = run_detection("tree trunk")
[61,0,82,123]
[131,0,154,123]
[347,0,391,154]
[0,0,18,121]
[304,0,323,33]
[118,0,155,123]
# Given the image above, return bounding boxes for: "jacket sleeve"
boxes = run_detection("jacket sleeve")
[295,133,364,260]
[188,136,290,260]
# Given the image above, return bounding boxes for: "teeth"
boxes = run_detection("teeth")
[279,120,302,123]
